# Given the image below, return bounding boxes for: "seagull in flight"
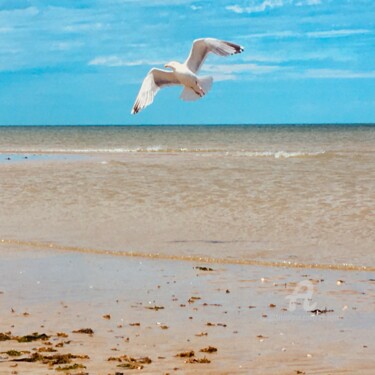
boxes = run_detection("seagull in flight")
[131,38,244,114]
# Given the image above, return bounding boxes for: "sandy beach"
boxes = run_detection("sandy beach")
[1,126,375,373]
[1,242,374,374]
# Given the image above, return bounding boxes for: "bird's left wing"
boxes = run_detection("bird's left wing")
[131,68,180,114]
[184,38,244,74]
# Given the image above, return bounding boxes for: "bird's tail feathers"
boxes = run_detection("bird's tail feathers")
[180,87,201,101]
[198,76,213,94]
[180,76,213,102]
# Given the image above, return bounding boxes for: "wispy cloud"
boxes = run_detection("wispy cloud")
[88,56,164,67]
[302,69,375,79]
[241,29,372,40]
[204,63,281,74]
[226,0,284,14]
[307,29,371,38]
[226,0,321,14]
[63,23,107,33]
[202,63,282,81]
[0,27,13,33]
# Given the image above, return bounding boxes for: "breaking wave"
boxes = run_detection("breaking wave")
[1,147,327,158]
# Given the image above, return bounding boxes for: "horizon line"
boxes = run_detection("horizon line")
[0,123,374,127]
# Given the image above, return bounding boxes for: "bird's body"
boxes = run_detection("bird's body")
[131,38,244,114]
[167,62,200,93]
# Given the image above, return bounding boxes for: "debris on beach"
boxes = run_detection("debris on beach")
[38,347,57,353]
[56,332,68,338]
[12,352,89,366]
[188,296,201,303]
[108,354,152,370]
[129,322,141,326]
[73,328,94,335]
[103,314,111,320]
[56,363,86,371]
[206,322,227,327]
[2,350,24,357]
[0,332,12,341]
[145,305,164,311]
[175,350,195,358]
[195,266,214,271]
[185,356,211,364]
[200,346,217,353]
[195,332,208,337]
[16,333,50,343]
[310,308,334,315]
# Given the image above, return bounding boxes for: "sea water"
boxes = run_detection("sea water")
[0,125,374,268]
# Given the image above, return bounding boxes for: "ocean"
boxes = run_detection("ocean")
[1,125,374,269]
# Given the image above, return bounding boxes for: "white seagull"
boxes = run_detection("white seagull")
[131,38,244,114]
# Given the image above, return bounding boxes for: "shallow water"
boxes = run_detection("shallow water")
[1,125,374,268]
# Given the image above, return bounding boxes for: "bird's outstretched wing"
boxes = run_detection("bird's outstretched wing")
[184,38,244,73]
[131,68,180,114]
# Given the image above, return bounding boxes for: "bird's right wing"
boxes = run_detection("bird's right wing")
[131,69,180,114]
[184,38,244,73]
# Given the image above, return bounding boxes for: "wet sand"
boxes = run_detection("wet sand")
[1,243,374,374]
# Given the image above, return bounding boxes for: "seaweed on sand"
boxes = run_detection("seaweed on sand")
[12,352,89,365]
[175,351,195,358]
[0,332,12,341]
[185,356,211,364]
[72,328,94,334]
[16,333,50,343]
[108,354,152,370]
[200,346,217,353]
[56,363,86,371]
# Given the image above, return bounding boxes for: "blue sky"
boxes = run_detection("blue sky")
[0,0,374,125]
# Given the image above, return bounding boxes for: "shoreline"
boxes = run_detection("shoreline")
[1,245,374,374]
[2,239,374,272]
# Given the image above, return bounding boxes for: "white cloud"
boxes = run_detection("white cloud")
[204,63,281,74]
[50,41,84,51]
[303,69,375,79]
[0,6,39,16]
[201,62,282,81]
[226,0,285,14]
[240,48,355,64]
[63,23,106,33]
[241,29,371,40]
[211,74,237,82]
[226,0,322,14]
[307,29,371,38]
[296,0,321,5]
[241,31,296,39]
[88,56,164,67]
[0,27,13,33]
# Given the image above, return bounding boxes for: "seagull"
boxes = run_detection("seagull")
[131,38,244,114]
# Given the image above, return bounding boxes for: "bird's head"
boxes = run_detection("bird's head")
[165,61,178,71]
